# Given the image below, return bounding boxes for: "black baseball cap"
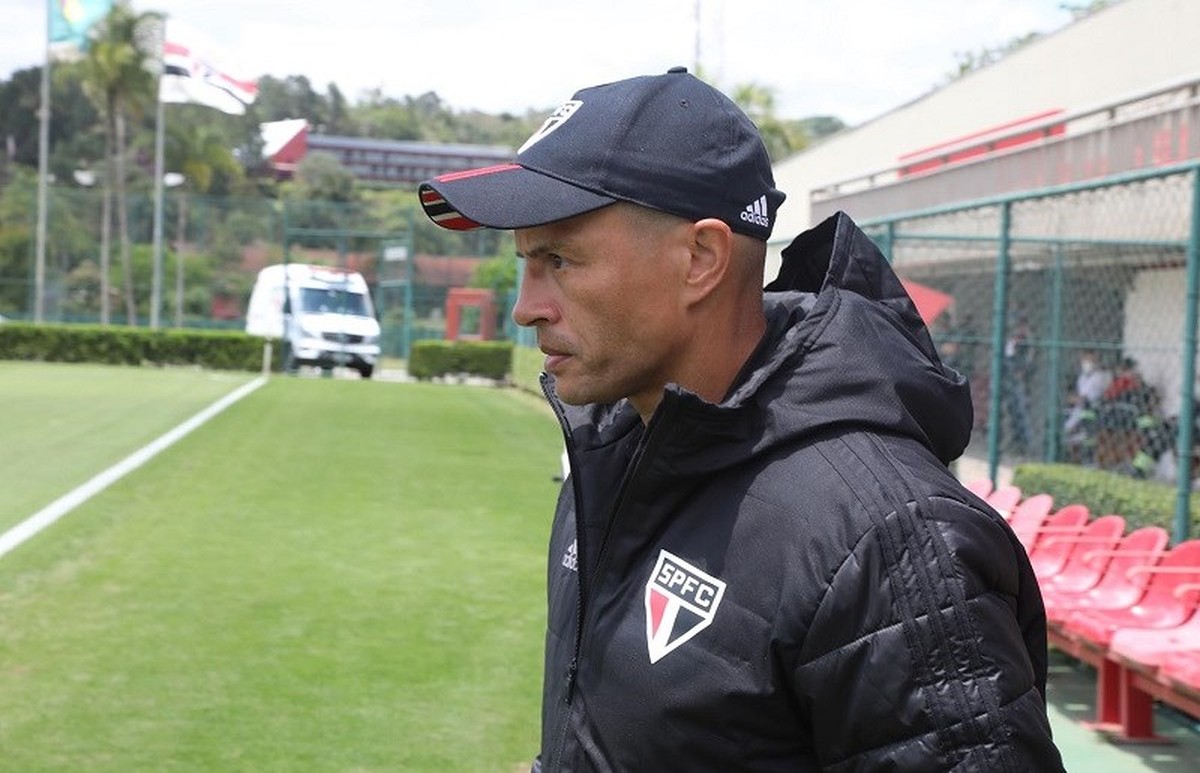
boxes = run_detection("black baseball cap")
[418,67,786,240]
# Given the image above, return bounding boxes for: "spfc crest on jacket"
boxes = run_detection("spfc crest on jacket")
[644,550,726,663]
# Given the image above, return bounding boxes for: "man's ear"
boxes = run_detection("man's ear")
[683,218,734,305]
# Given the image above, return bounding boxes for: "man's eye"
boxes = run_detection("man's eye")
[550,255,566,270]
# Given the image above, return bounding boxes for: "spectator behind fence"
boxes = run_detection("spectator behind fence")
[1103,356,1147,404]
[1063,349,1112,464]
[1094,356,1166,472]
[418,67,1062,771]
[1004,316,1035,454]
[936,312,979,382]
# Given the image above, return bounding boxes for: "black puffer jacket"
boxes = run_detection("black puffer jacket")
[536,212,1064,771]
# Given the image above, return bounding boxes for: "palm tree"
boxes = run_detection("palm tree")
[80,3,156,325]
[80,41,121,323]
[164,118,242,326]
[731,82,808,163]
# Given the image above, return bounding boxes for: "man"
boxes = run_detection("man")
[1063,349,1111,463]
[1074,349,1113,407]
[420,68,1063,771]
[1003,316,1035,455]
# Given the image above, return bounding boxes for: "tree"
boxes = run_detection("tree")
[165,115,242,195]
[278,151,359,249]
[948,32,1042,80]
[291,151,357,202]
[468,239,519,339]
[80,3,157,324]
[731,82,809,162]
[164,116,243,325]
[325,83,354,135]
[353,89,422,140]
[0,166,104,318]
[797,115,846,143]
[0,63,100,182]
[253,74,329,126]
[1061,0,1120,20]
[944,3,1117,85]
[470,246,518,297]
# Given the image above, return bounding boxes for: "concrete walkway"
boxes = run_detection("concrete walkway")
[1048,651,1200,771]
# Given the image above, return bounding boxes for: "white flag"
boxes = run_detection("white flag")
[159,39,257,116]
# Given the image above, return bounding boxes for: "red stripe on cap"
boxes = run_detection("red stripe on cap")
[436,213,483,230]
[435,163,521,183]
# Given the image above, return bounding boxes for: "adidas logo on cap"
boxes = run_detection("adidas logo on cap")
[740,195,770,228]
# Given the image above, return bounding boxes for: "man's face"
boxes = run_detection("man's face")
[512,204,691,415]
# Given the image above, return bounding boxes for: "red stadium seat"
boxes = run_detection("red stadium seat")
[1042,526,1170,626]
[1020,503,1089,557]
[985,484,1022,519]
[1032,514,1126,586]
[1158,648,1200,693]
[1058,540,1200,649]
[1044,527,1173,737]
[963,477,993,499]
[1004,493,1054,544]
[1108,582,1200,669]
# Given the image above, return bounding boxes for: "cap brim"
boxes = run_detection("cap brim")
[419,163,617,231]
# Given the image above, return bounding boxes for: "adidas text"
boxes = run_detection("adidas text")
[740,195,770,228]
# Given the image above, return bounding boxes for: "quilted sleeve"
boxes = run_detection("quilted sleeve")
[790,495,1065,772]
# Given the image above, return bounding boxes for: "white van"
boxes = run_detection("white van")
[245,263,382,378]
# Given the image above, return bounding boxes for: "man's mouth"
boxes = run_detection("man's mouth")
[540,343,572,372]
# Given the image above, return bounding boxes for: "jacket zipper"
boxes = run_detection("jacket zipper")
[589,403,669,591]
[541,379,671,703]
[541,376,588,705]
[569,398,671,695]
[541,377,672,768]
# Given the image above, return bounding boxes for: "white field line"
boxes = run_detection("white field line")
[0,375,268,560]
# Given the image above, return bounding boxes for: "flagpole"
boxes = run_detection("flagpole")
[148,13,167,331]
[150,86,165,330]
[34,4,52,323]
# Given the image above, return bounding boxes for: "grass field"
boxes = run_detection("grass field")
[0,362,257,533]
[0,363,563,771]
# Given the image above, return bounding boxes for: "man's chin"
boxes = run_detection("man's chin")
[548,377,599,407]
[552,384,588,406]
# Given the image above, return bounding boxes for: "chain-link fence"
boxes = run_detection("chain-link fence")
[0,185,519,359]
[11,166,1199,531]
[861,161,1200,539]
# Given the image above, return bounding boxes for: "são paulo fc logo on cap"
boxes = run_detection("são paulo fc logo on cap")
[644,550,726,664]
[518,100,583,154]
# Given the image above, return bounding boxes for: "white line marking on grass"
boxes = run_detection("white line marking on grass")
[0,375,268,560]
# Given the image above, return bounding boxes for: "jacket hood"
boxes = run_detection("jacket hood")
[552,211,973,468]
[756,210,972,464]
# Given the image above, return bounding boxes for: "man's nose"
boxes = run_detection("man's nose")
[512,265,551,328]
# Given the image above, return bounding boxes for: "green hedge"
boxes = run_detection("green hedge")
[408,340,513,381]
[511,343,545,395]
[0,322,273,372]
[1012,462,1199,534]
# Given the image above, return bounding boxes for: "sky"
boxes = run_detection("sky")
[5,0,1080,126]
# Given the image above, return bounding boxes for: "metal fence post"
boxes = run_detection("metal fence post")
[880,221,895,263]
[1174,169,1200,541]
[987,202,1013,484]
[1045,242,1066,460]
[403,208,415,361]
